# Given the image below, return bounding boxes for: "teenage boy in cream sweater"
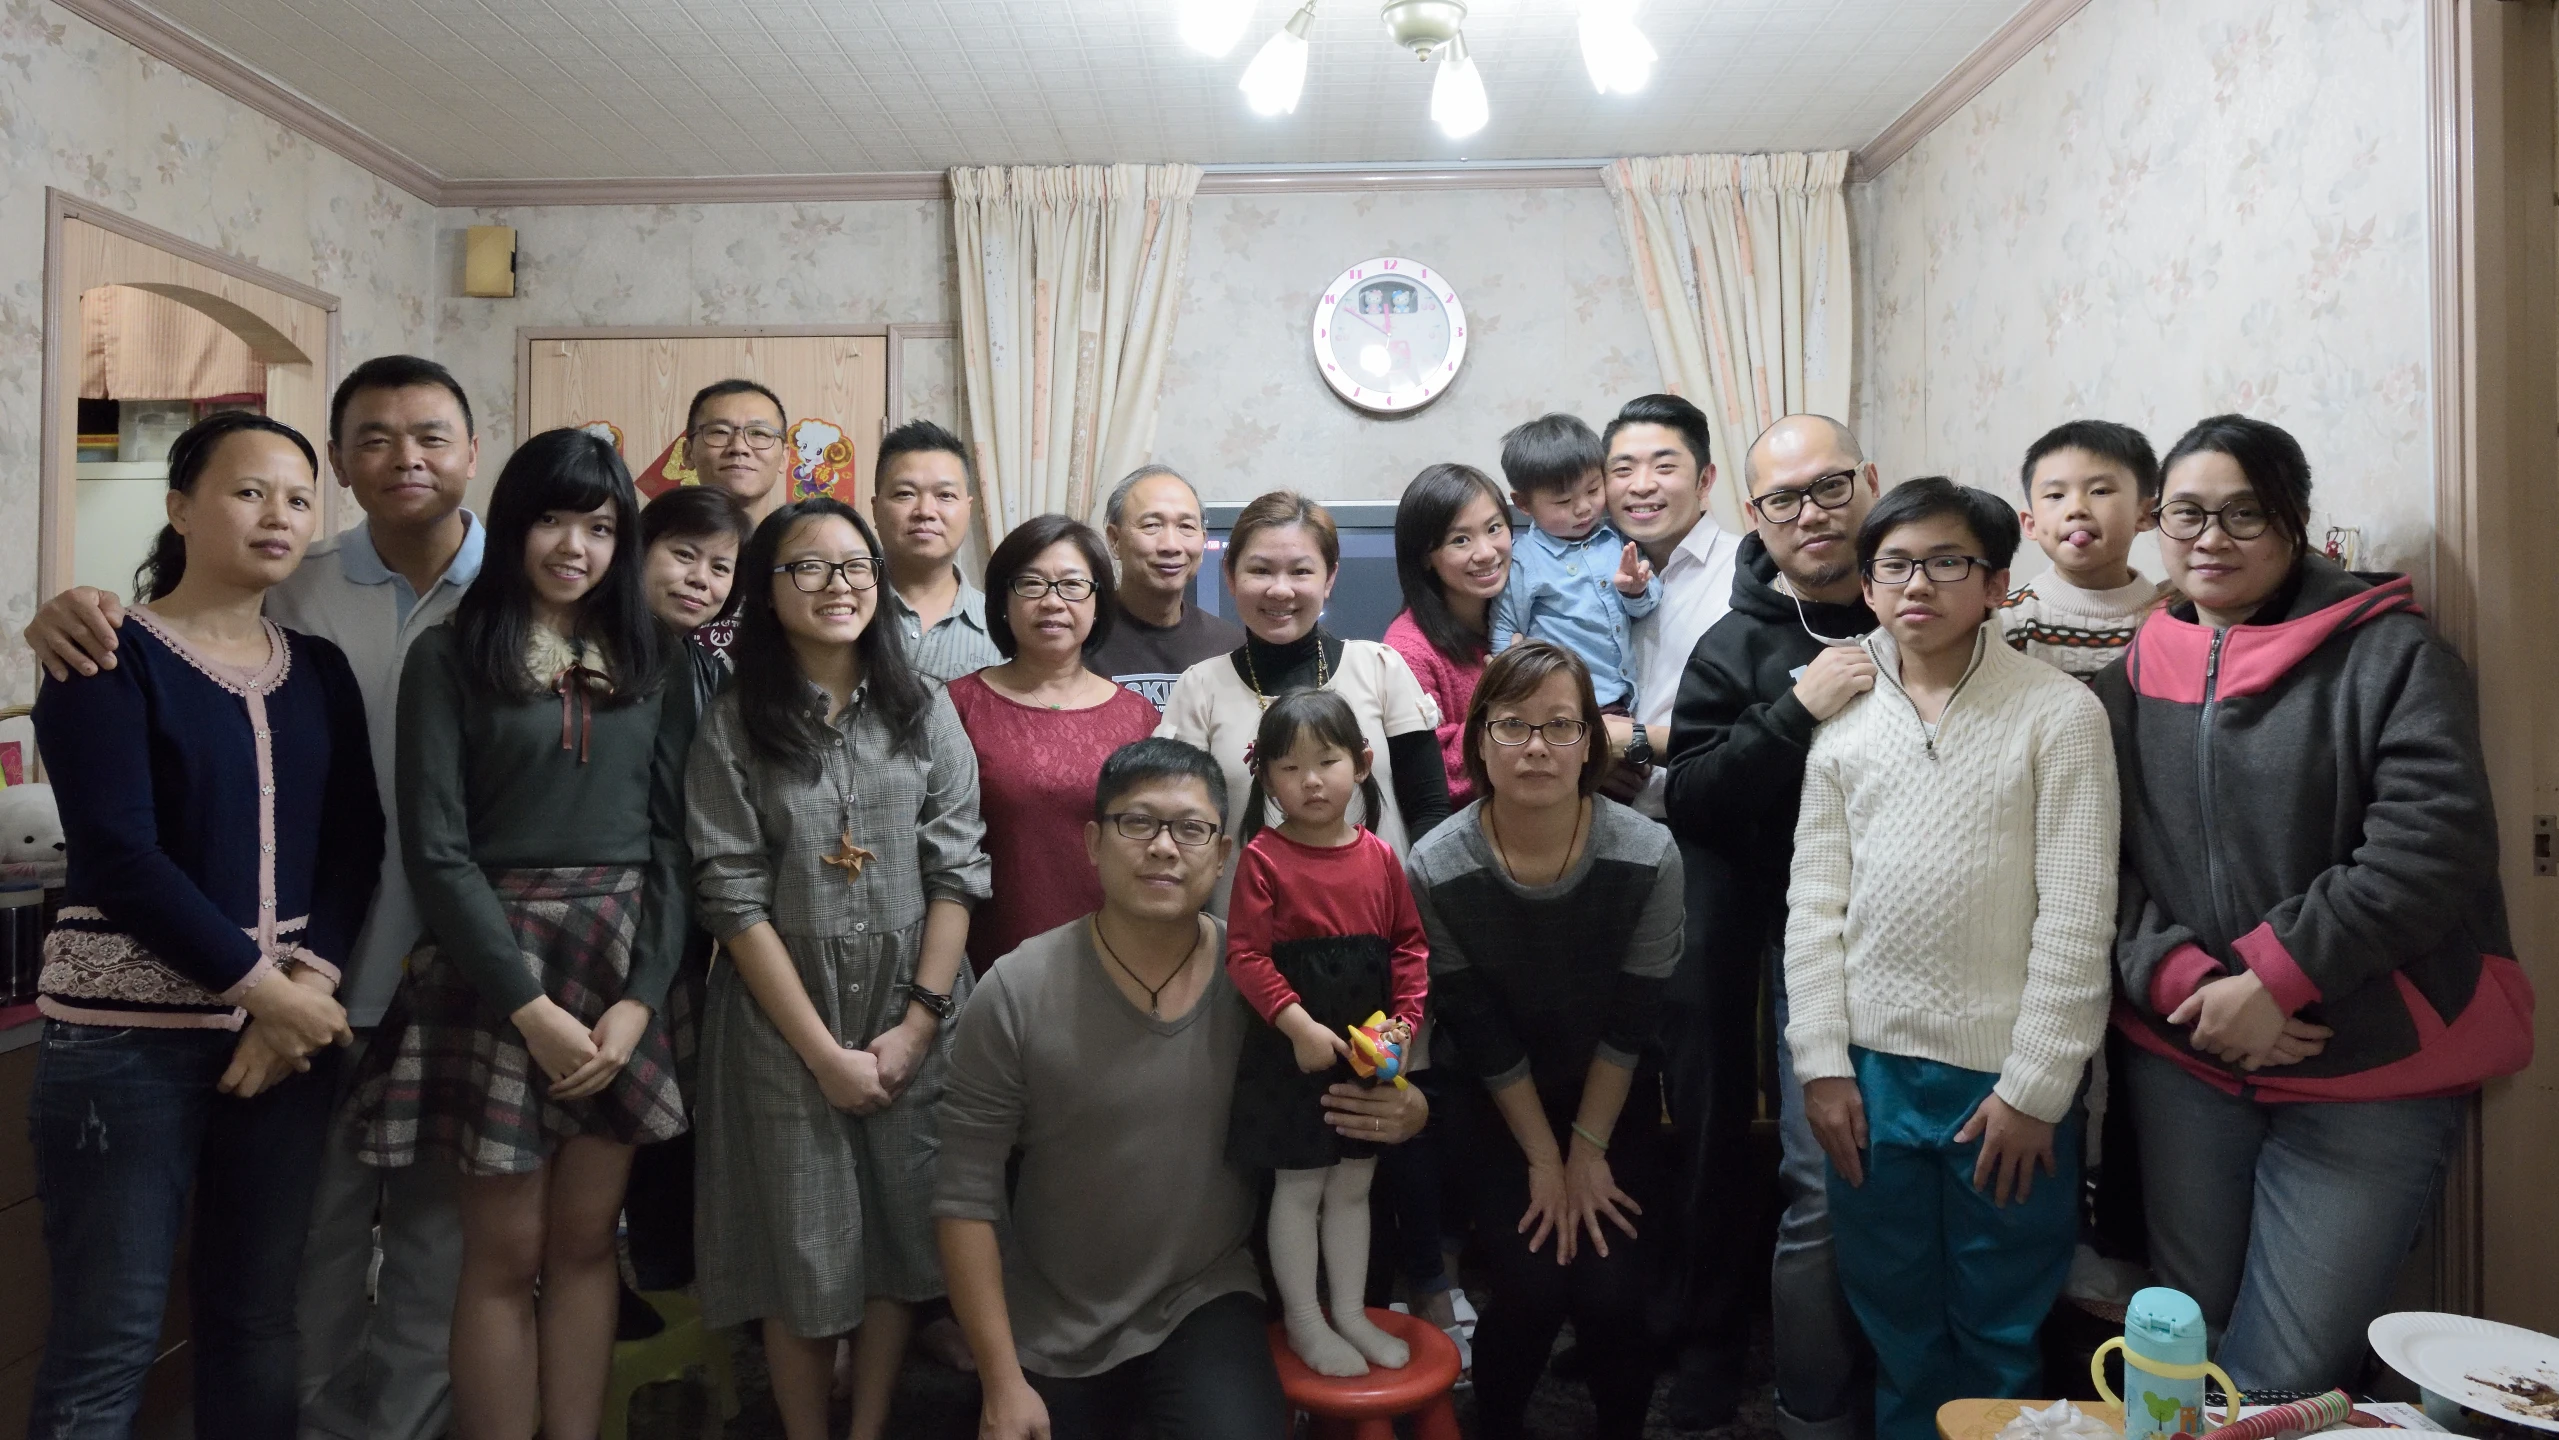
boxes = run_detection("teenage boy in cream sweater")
[1783,478,2118,1440]
[1999,420,2175,679]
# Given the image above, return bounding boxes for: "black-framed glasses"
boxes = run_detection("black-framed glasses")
[1864,554,1991,585]
[692,422,783,451]
[1009,574,1098,602]
[1485,717,1591,748]
[1748,469,1859,525]
[775,557,880,592]
[1102,812,1222,847]
[2157,500,2274,541]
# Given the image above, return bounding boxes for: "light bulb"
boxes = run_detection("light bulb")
[1579,0,1656,95]
[1178,0,1254,58]
[1430,32,1488,139]
[1239,3,1316,116]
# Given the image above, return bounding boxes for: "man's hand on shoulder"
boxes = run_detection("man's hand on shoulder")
[25,587,127,681]
[1790,645,1877,722]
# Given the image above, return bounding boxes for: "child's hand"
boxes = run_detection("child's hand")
[1954,1093,2057,1206]
[1802,1076,1868,1187]
[1277,1003,1351,1074]
[1613,541,1653,598]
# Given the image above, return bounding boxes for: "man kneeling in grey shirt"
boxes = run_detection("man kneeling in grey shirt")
[935,738,1431,1440]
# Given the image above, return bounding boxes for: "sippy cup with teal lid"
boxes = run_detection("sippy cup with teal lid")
[2092,1287,2242,1438]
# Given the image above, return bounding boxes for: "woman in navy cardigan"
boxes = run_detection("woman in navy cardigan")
[29,412,382,1440]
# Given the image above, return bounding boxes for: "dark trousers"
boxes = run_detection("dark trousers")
[1463,1075,1665,1440]
[1658,838,1765,1377]
[621,1128,695,1290]
[1030,1291,1288,1440]
[30,1022,340,1440]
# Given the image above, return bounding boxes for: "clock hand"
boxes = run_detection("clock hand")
[1346,310,1390,337]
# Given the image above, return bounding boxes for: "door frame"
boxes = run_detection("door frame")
[39,187,344,598]
[2425,0,2559,1332]
[511,321,954,447]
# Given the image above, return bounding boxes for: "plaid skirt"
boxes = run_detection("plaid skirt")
[350,865,687,1176]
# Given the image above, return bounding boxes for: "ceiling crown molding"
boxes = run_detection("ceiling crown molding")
[1847,0,2097,182]
[54,0,444,203]
[438,172,950,208]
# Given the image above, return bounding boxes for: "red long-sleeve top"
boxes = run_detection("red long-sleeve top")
[1225,826,1429,1030]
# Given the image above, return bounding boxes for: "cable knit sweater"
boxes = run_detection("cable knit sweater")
[1782,625,2119,1123]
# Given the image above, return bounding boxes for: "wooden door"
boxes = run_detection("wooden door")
[520,332,889,509]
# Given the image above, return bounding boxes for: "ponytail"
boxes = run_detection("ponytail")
[1235,689,1382,850]
[133,411,321,603]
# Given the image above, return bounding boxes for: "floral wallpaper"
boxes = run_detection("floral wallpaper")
[0,0,437,704]
[432,196,959,502]
[1163,187,1660,505]
[1852,0,2433,582]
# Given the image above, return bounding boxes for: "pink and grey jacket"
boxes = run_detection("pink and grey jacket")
[2092,554,2533,1101]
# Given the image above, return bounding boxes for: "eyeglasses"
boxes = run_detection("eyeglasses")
[693,423,783,452]
[1101,812,1222,847]
[1485,717,1591,748]
[774,557,880,592]
[2157,500,2274,541]
[1864,554,1991,585]
[1009,574,1098,602]
[1748,469,1859,525]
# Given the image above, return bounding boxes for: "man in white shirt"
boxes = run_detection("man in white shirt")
[1603,394,1743,818]
[1598,391,1750,1428]
[21,355,485,1440]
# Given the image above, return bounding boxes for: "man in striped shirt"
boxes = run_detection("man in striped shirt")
[875,419,1002,683]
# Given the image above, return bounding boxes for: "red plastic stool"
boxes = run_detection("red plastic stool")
[1268,1307,1463,1440]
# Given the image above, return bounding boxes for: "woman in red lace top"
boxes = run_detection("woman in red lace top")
[946,516,1158,975]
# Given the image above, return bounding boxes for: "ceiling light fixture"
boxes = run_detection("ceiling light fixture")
[1429,31,1488,138]
[1578,0,1656,94]
[1178,0,1256,58]
[1379,0,1466,56]
[1239,2,1316,115]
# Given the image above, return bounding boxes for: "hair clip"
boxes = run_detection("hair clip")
[1242,740,1258,768]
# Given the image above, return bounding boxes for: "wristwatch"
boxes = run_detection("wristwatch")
[1622,723,1655,767]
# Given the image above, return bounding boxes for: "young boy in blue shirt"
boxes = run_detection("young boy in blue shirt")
[1492,413,1660,712]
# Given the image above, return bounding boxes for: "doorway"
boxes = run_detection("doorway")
[38,190,341,601]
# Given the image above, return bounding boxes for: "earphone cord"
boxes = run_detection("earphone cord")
[1793,589,1867,650]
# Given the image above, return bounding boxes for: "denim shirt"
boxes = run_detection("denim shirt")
[1491,520,1660,708]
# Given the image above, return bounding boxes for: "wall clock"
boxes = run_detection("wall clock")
[1311,257,1467,414]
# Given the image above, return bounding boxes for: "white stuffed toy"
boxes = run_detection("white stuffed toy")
[0,783,64,868]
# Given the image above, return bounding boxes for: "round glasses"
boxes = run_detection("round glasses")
[1748,469,1859,525]
[1485,717,1590,748]
[1101,812,1222,847]
[775,557,880,592]
[1009,574,1098,602]
[1864,554,1991,586]
[2157,501,2274,541]
[693,423,783,452]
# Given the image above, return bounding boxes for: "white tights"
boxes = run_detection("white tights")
[1268,1159,1410,1376]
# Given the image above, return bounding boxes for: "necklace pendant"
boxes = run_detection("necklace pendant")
[821,829,877,881]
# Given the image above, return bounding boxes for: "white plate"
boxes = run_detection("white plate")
[2371,1311,2559,1432]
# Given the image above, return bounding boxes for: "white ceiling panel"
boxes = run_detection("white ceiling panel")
[130,0,2035,180]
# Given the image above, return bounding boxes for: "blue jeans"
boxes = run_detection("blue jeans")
[1826,1049,2082,1440]
[1772,973,1869,1437]
[2123,1046,2462,1390]
[29,1022,340,1440]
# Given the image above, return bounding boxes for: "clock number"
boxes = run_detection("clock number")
[1382,259,1397,270]
[1348,268,1363,280]
[1324,293,1336,304]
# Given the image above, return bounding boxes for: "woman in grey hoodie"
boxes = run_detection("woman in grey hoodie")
[2095,414,2532,1391]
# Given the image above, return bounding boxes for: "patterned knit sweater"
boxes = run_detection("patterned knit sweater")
[1782,625,2119,1123]
[1998,570,2174,680]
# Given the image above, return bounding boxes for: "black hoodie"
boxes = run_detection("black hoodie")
[1663,533,1879,947]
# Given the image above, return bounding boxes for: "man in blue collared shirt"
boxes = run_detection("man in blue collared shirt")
[25,355,484,1440]
[1491,413,1660,710]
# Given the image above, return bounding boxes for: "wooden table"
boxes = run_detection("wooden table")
[1939,1399,2127,1440]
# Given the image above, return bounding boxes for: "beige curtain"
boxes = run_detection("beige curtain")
[80,284,265,401]
[1605,152,1853,533]
[951,163,1200,543]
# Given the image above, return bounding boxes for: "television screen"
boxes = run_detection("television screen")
[1194,501,1405,642]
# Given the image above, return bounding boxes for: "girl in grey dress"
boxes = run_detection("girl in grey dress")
[685,498,990,1440]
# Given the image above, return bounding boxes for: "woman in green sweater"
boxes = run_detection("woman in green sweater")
[353,428,694,1440]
